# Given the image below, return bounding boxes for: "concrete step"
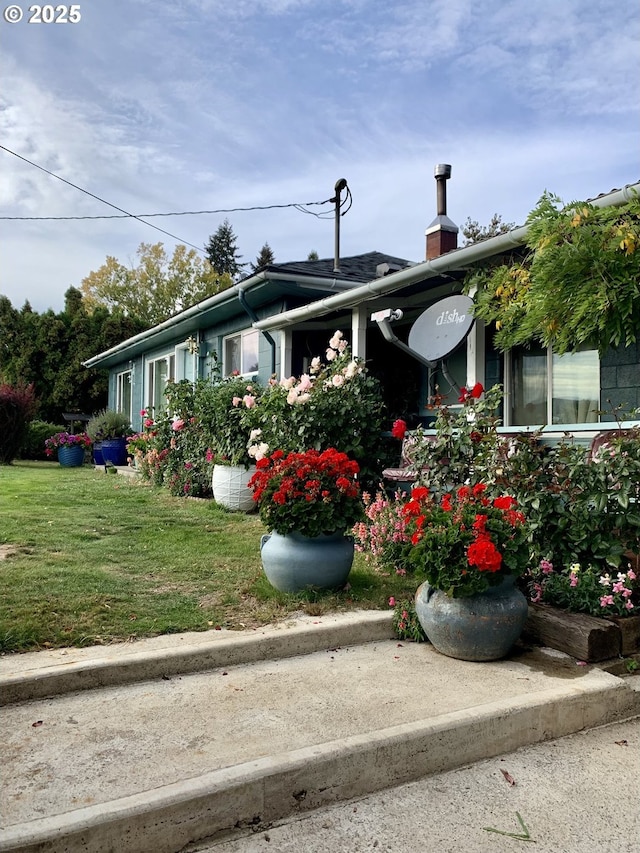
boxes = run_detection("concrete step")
[1,612,639,853]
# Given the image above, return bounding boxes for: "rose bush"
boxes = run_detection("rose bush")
[243,331,387,491]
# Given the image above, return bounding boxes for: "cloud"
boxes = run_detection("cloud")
[0,0,638,313]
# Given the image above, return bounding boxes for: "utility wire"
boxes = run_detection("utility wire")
[0,144,205,252]
[0,144,338,229]
[0,200,334,221]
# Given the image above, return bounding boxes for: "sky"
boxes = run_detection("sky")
[1,0,639,314]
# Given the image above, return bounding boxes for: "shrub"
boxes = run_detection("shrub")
[19,420,65,460]
[0,381,37,464]
[86,409,132,441]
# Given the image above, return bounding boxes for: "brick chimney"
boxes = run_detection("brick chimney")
[425,164,458,259]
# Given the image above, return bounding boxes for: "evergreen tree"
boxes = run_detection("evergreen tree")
[307,250,320,261]
[251,242,275,272]
[204,219,244,279]
[0,291,145,423]
[461,214,515,246]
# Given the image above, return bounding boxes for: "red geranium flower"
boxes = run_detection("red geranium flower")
[391,419,407,440]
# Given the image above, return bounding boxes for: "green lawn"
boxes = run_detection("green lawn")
[0,462,415,652]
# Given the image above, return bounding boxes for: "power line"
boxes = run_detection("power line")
[0,145,337,229]
[0,144,206,251]
[0,201,334,221]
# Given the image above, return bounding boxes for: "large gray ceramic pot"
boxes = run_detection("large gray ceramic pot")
[415,575,528,661]
[260,530,354,593]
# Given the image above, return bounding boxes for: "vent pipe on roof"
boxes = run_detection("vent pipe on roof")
[435,163,451,215]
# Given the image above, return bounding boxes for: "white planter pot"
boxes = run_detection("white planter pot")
[212,464,256,512]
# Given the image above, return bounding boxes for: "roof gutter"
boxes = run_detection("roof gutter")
[82,268,361,368]
[253,182,640,332]
[82,277,268,368]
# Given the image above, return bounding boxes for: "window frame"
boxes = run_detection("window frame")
[115,369,133,421]
[145,353,176,414]
[504,345,600,427]
[222,328,259,376]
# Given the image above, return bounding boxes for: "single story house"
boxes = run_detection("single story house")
[84,172,640,441]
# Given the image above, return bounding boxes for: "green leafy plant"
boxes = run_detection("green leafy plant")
[389,598,427,643]
[248,447,364,537]
[397,383,505,499]
[19,420,65,460]
[529,558,638,618]
[353,490,411,572]
[468,191,640,355]
[86,408,132,441]
[243,331,387,491]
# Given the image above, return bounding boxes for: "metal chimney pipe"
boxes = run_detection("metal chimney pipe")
[434,164,452,216]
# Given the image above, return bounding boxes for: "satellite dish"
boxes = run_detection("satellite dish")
[408,295,475,363]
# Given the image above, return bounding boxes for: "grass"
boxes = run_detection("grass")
[0,462,417,653]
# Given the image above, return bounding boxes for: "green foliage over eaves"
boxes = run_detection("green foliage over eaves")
[466,191,640,355]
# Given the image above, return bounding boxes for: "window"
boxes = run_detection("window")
[223,329,259,375]
[116,370,132,420]
[509,345,600,426]
[147,354,175,414]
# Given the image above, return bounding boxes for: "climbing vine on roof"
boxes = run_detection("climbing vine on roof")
[466,191,640,355]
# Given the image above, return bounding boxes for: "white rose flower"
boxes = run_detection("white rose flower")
[343,360,358,379]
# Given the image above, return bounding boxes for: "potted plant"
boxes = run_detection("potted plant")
[44,431,92,467]
[204,376,263,511]
[86,409,132,467]
[243,330,387,492]
[248,447,364,592]
[403,483,530,661]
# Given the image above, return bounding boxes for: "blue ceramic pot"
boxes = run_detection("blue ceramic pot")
[260,530,354,593]
[415,576,528,661]
[57,445,85,467]
[92,442,104,465]
[100,438,128,467]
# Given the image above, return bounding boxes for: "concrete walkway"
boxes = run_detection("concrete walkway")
[0,611,638,853]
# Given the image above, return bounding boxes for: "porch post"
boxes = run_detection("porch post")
[351,306,368,359]
[466,319,485,389]
[279,329,293,379]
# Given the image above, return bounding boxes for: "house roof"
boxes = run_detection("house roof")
[83,251,414,368]
[253,182,640,332]
[258,251,414,282]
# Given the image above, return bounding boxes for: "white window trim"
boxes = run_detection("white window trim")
[115,369,133,421]
[145,352,176,413]
[222,328,259,376]
[503,346,600,428]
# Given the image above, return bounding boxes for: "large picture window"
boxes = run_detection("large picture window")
[116,370,132,420]
[223,329,259,375]
[509,345,599,426]
[147,354,175,414]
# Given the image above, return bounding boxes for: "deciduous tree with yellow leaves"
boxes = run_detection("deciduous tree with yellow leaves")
[80,242,233,328]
